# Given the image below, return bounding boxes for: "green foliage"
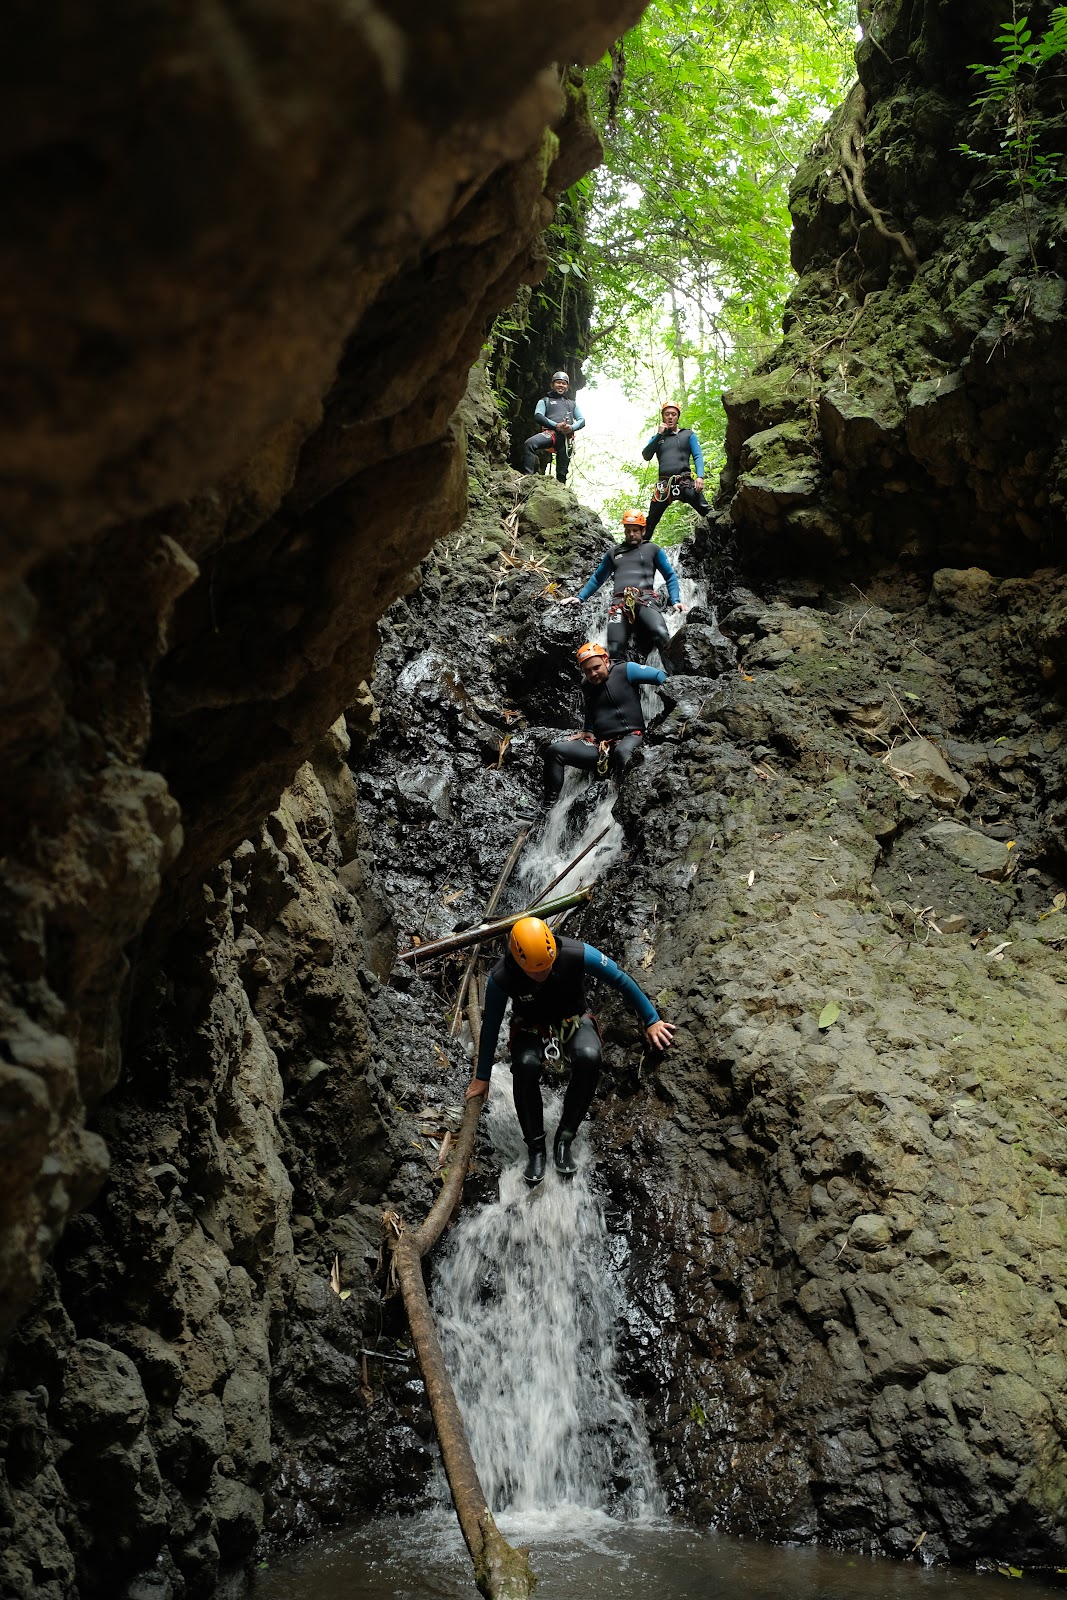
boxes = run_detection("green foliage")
[582,1,856,443]
[956,5,1067,264]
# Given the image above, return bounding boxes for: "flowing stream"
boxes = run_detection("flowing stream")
[251,560,1059,1596]
[432,1091,660,1520]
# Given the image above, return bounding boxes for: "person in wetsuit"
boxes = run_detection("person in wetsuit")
[464,915,675,1184]
[521,371,586,483]
[641,402,711,540]
[539,639,665,809]
[562,508,683,666]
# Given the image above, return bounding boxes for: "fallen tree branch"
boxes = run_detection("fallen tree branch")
[450,833,529,1039]
[387,1219,534,1598]
[526,825,612,905]
[398,886,592,965]
[385,983,535,1598]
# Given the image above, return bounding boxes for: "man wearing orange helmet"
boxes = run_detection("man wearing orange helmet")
[522,640,666,817]
[641,402,711,540]
[561,507,683,666]
[465,915,674,1185]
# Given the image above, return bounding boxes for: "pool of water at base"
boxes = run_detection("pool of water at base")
[251,1508,1060,1600]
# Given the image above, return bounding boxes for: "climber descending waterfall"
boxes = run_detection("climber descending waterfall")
[519,642,666,824]
[464,916,673,1184]
[560,507,684,669]
[434,1091,662,1525]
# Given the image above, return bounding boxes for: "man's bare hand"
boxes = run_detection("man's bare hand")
[465,1075,489,1101]
[694,476,705,491]
[558,595,580,606]
[645,1020,676,1051]
[673,602,687,614]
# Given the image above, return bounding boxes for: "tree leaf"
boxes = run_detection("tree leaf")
[818,1000,841,1030]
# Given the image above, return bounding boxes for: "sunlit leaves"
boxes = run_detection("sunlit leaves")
[582,0,856,445]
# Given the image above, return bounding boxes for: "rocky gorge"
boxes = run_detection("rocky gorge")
[2,1,1067,1597]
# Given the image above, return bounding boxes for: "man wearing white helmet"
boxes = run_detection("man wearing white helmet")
[522,370,586,483]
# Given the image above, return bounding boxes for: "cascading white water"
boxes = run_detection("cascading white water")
[432,1091,661,1525]
[513,553,707,906]
[425,552,704,1534]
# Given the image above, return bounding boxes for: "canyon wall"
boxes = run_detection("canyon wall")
[3,0,1067,1595]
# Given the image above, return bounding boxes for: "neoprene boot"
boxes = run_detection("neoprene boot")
[524,1138,547,1188]
[553,1128,578,1177]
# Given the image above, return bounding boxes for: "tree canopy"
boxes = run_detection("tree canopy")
[579,0,857,500]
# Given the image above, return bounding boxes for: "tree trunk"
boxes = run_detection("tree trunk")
[384,982,536,1598]
[397,886,592,964]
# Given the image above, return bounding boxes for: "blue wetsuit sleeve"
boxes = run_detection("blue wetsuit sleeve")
[577,553,613,602]
[654,547,681,605]
[533,400,549,430]
[475,974,508,1080]
[572,402,586,432]
[641,431,660,462]
[689,431,706,477]
[582,944,659,1028]
[625,662,666,688]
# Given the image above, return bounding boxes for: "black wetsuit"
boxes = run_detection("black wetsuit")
[523,393,580,481]
[476,938,659,1142]
[642,426,711,538]
[577,540,681,664]
[543,662,665,804]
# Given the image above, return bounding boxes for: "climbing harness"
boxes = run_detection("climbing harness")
[609,586,656,622]
[542,1015,582,1073]
[593,730,643,778]
[538,429,576,476]
[653,472,691,503]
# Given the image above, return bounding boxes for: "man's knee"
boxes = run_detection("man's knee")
[567,1035,602,1072]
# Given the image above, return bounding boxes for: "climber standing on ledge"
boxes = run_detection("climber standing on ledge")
[464,916,674,1186]
[560,507,683,667]
[641,402,711,540]
[522,371,585,483]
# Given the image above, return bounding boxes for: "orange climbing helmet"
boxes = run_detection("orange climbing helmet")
[509,916,557,975]
[621,509,647,528]
[576,640,610,668]
[661,402,681,418]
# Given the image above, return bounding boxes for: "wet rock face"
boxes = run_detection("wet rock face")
[720,0,1067,576]
[0,0,642,1353]
[594,569,1067,1564]
[4,413,1064,1589]
[0,723,469,1596]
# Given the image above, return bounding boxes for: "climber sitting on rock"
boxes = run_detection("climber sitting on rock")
[518,641,665,822]
[464,915,674,1185]
[521,370,585,483]
[560,508,683,667]
[641,403,711,540]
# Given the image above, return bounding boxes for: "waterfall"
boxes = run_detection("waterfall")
[424,555,702,1532]
[512,556,707,906]
[432,1091,661,1527]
